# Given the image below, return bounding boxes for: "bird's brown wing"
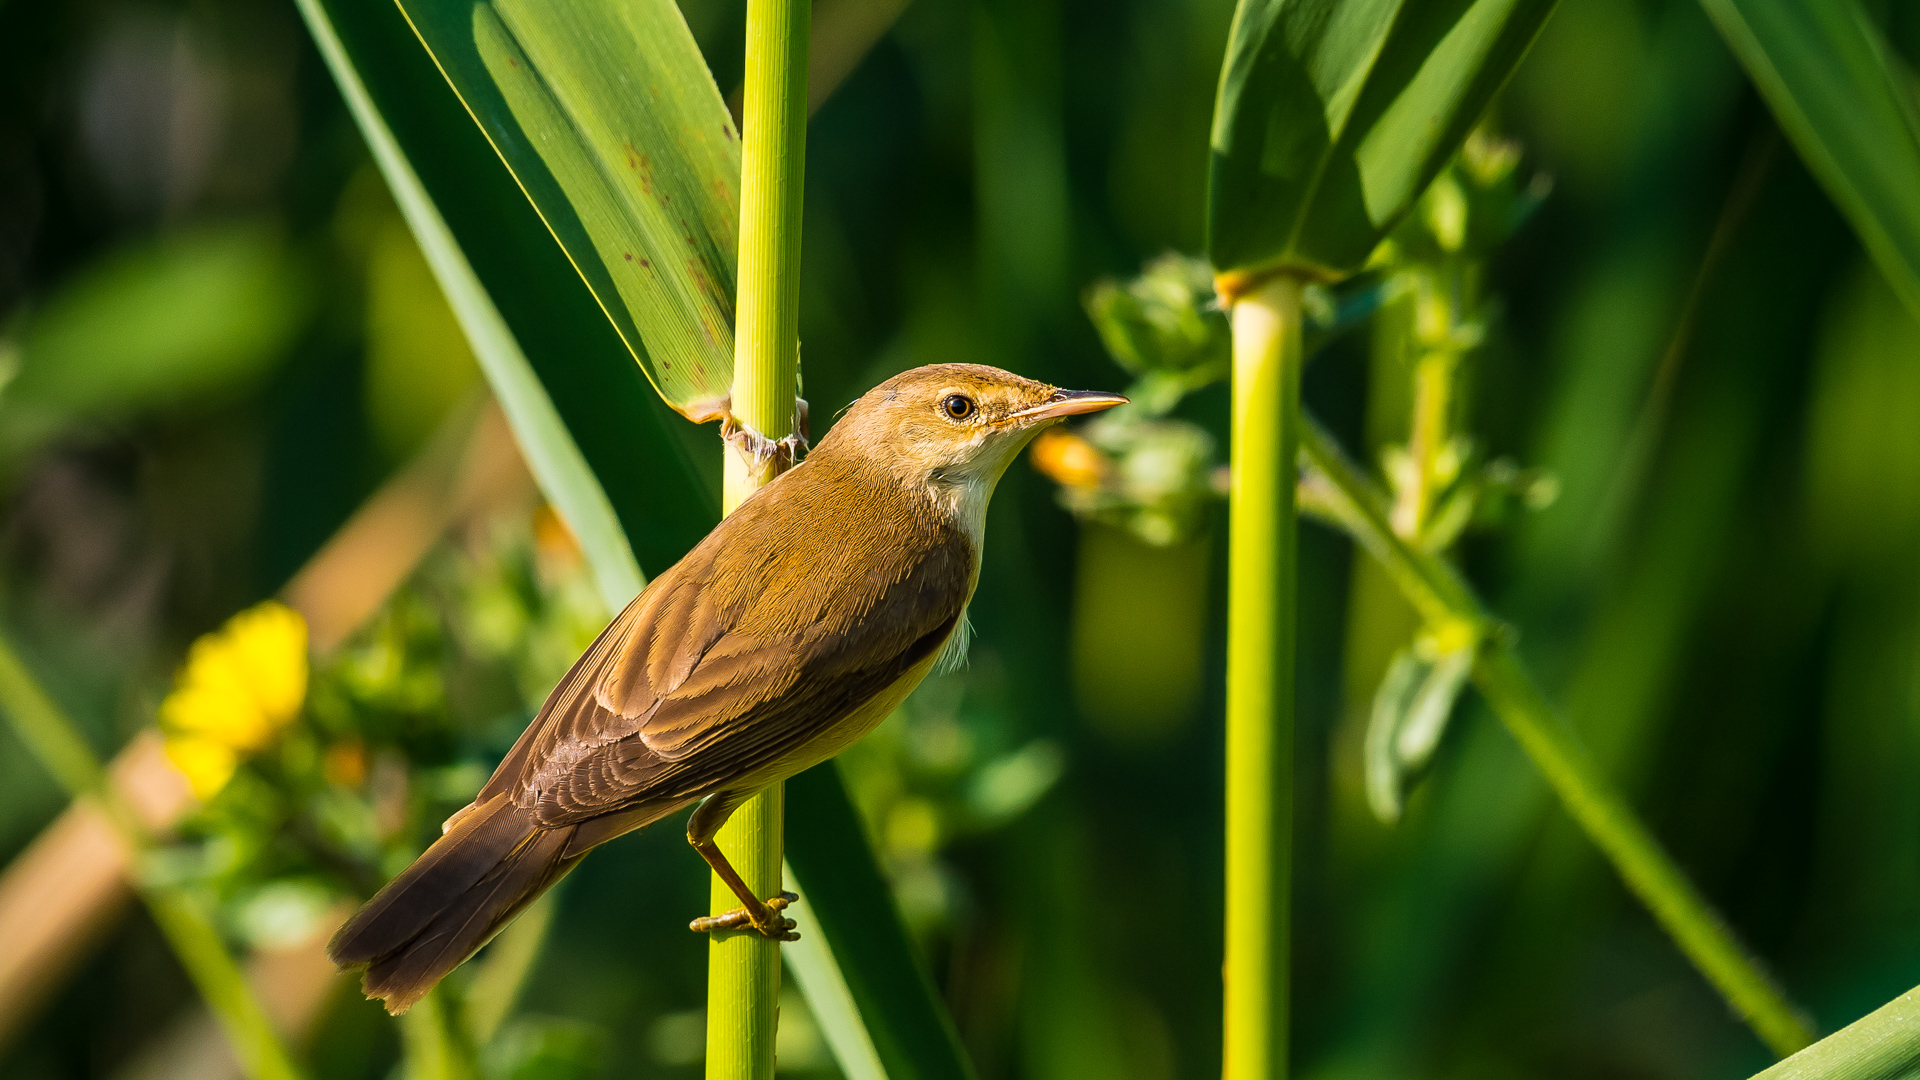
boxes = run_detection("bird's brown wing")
[477,466,970,828]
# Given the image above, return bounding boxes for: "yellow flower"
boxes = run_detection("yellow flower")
[159,601,309,800]
[164,737,239,801]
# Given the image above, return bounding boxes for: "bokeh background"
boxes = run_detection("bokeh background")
[3,0,1920,1078]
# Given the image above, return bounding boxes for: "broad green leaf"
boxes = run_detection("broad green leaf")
[398,0,739,421]
[1697,0,1920,324]
[299,5,975,1078]
[300,0,644,611]
[296,0,715,584]
[1207,0,1559,282]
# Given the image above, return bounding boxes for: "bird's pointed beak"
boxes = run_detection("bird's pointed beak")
[1008,389,1130,424]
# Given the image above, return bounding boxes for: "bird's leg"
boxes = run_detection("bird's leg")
[686,792,799,941]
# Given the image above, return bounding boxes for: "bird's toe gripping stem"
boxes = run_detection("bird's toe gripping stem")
[690,891,800,941]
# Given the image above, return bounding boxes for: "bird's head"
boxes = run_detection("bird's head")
[816,364,1127,495]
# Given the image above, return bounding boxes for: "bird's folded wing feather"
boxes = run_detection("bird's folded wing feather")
[477,472,970,827]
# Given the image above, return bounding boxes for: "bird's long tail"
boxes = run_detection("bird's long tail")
[327,795,577,1015]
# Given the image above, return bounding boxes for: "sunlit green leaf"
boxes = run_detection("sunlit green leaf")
[398,0,739,420]
[1697,0,1920,323]
[296,0,714,590]
[1207,0,1559,282]
[1745,983,1920,1080]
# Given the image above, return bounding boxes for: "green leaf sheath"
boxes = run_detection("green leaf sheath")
[0,633,307,1080]
[1697,0,1920,323]
[399,0,740,418]
[1206,0,1558,281]
[1747,985,1920,1080]
[1223,277,1304,1080]
[298,0,715,581]
[1298,419,1815,1057]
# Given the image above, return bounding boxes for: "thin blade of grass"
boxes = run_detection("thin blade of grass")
[1697,0,1920,323]
[785,765,978,1080]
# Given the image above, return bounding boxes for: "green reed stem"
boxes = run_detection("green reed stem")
[1747,984,1920,1080]
[0,631,308,1080]
[1223,273,1303,1080]
[1297,418,1814,1057]
[708,0,807,1075]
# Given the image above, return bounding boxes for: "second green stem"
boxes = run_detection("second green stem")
[1224,274,1303,1080]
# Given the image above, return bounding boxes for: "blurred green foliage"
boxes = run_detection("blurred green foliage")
[170,514,602,952]
[3,0,1920,1078]
[0,225,308,467]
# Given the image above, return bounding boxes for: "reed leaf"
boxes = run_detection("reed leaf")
[1747,985,1920,1080]
[296,0,715,586]
[1207,0,1558,284]
[397,0,739,421]
[1696,0,1920,323]
[296,0,644,610]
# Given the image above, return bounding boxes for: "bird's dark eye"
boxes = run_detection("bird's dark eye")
[942,394,975,420]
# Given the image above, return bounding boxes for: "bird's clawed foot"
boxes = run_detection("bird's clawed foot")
[689,891,800,941]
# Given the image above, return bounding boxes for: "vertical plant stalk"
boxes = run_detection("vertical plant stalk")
[0,633,307,1080]
[1297,419,1815,1057]
[1223,273,1303,1080]
[1395,345,1457,539]
[707,0,807,1076]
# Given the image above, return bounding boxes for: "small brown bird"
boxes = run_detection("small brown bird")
[327,363,1125,1012]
